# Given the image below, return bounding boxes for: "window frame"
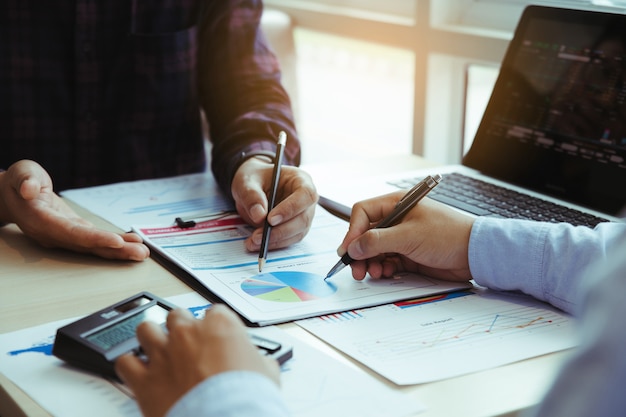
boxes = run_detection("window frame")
[265,0,624,163]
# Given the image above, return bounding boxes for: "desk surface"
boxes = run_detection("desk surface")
[0,154,569,417]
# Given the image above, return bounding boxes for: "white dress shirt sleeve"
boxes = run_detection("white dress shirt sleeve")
[468,218,625,313]
[529,229,626,417]
[166,370,290,417]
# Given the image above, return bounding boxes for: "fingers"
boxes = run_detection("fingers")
[121,232,145,243]
[61,224,126,249]
[337,192,404,256]
[259,168,317,250]
[135,321,168,360]
[115,320,167,389]
[344,198,475,281]
[118,303,282,416]
[349,259,369,280]
[68,225,146,253]
[239,166,318,226]
[245,203,315,251]
[18,177,46,200]
[166,308,195,331]
[44,233,148,261]
[232,159,318,251]
[90,242,150,261]
[33,221,150,261]
[234,183,268,227]
[231,157,271,226]
[0,161,150,262]
[349,256,394,280]
[266,169,318,227]
[115,353,146,390]
[0,160,48,222]
[201,304,246,335]
[260,355,282,386]
[346,227,408,260]
[6,160,52,199]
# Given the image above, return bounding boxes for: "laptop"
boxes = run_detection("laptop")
[316,5,626,226]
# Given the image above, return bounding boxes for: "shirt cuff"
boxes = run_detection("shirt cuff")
[211,141,279,198]
[232,149,278,174]
[166,371,290,417]
[468,217,549,302]
[467,217,612,314]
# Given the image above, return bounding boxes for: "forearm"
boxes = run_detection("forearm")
[197,1,300,196]
[469,218,625,313]
[206,65,300,196]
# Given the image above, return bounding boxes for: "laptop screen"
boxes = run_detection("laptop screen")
[464,6,626,216]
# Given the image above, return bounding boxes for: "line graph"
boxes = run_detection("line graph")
[488,313,551,331]
[354,305,563,357]
[297,290,577,384]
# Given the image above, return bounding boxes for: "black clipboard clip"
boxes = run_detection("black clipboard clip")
[174,210,235,228]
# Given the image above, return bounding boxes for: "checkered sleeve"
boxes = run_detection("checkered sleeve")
[0,168,6,227]
[197,0,300,195]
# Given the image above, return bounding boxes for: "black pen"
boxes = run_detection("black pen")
[258,131,287,272]
[324,173,442,280]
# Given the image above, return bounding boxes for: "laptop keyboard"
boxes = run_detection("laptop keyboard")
[387,172,610,228]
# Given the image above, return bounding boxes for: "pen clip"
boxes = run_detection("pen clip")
[396,175,437,206]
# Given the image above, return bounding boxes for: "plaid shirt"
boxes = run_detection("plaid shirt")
[0,0,299,193]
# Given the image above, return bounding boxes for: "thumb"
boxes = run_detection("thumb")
[232,173,268,226]
[242,187,268,226]
[114,353,147,390]
[8,160,52,200]
[18,177,46,200]
[347,225,411,260]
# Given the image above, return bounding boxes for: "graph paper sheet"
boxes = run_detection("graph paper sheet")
[296,289,578,385]
[61,172,232,232]
[131,209,469,326]
[62,173,470,326]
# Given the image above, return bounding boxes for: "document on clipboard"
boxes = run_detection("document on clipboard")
[61,172,233,232]
[131,208,471,326]
[61,172,470,326]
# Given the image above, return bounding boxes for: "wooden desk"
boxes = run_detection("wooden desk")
[0,154,569,417]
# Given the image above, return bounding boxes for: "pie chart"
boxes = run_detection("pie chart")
[241,271,337,302]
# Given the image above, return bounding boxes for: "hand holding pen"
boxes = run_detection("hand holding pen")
[325,174,442,280]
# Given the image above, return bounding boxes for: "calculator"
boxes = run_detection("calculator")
[52,292,293,379]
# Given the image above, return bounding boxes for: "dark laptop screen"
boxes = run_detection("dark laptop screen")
[464,6,626,215]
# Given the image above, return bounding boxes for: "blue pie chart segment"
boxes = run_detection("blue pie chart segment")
[241,271,336,302]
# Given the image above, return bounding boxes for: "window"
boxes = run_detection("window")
[294,30,414,165]
[463,64,499,155]
[266,0,626,165]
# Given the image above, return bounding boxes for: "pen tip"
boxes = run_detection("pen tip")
[324,268,336,280]
[258,258,265,273]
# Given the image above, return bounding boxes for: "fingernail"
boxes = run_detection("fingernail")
[250,203,265,223]
[268,214,283,226]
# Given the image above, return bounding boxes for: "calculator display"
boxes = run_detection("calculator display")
[85,304,169,350]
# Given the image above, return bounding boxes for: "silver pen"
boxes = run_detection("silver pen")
[324,174,442,280]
